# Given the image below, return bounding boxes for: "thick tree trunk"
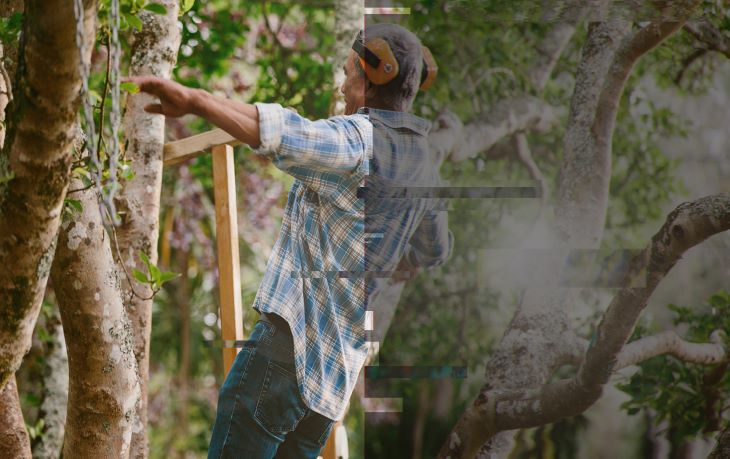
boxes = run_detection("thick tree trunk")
[438,6,701,456]
[0,0,96,389]
[0,375,31,458]
[465,21,631,459]
[0,34,31,459]
[51,184,140,459]
[114,2,180,456]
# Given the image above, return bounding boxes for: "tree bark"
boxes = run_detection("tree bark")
[114,2,180,456]
[0,375,31,458]
[330,0,362,116]
[33,306,68,459]
[0,0,97,390]
[709,424,730,459]
[51,184,140,459]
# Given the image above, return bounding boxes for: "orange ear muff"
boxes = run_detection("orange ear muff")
[352,33,437,91]
[359,38,399,86]
[419,46,437,91]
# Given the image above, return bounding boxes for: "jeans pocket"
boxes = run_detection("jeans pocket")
[317,418,336,447]
[254,360,307,434]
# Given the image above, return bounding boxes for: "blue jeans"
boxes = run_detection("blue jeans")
[208,315,336,459]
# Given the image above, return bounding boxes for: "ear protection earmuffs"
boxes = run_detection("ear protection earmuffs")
[351,30,437,91]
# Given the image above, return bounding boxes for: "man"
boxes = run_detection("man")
[130,22,453,459]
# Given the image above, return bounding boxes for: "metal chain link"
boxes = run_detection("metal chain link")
[72,0,122,226]
[107,0,122,225]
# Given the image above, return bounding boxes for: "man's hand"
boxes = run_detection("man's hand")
[125,76,262,147]
[124,76,198,118]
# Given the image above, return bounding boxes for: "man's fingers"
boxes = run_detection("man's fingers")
[124,76,164,95]
[144,103,164,114]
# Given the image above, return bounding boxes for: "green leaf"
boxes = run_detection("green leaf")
[159,271,181,284]
[139,250,151,269]
[119,162,135,181]
[143,3,167,14]
[120,81,140,94]
[180,0,195,14]
[149,263,162,283]
[132,268,150,284]
[65,199,83,215]
[126,13,143,31]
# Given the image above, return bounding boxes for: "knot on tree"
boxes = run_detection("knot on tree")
[671,223,685,240]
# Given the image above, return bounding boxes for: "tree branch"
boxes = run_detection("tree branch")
[429,96,564,165]
[616,330,727,369]
[514,133,547,206]
[438,193,730,458]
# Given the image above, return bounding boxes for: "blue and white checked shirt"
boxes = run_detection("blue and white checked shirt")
[251,103,453,421]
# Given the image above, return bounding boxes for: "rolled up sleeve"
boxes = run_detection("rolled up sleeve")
[253,103,371,180]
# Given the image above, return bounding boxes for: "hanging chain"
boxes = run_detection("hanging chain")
[72,0,122,226]
[107,0,122,225]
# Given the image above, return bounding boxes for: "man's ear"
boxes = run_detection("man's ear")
[364,80,379,100]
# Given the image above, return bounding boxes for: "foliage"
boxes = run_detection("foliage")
[132,251,180,292]
[0,12,23,46]
[617,291,730,446]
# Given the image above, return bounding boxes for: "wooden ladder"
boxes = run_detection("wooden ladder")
[163,129,345,459]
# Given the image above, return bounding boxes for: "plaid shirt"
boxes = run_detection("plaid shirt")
[252,103,453,420]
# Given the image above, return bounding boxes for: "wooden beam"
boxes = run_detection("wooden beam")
[321,420,345,459]
[164,128,241,166]
[211,144,244,374]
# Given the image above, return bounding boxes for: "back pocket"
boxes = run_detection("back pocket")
[254,361,307,434]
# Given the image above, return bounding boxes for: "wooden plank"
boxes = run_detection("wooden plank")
[211,144,244,375]
[321,420,343,459]
[164,128,241,166]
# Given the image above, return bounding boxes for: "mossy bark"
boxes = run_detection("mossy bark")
[51,182,140,459]
[0,0,97,390]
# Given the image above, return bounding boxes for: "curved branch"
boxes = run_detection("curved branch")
[437,193,730,458]
[674,48,709,85]
[509,194,730,427]
[514,133,547,207]
[684,18,730,59]
[617,330,727,368]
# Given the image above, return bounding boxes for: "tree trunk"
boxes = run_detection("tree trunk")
[51,183,140,459]
[330,0,362,115]
[437,6,701,455]
[0,33,31,459]
[33,305,68,459]
[466,22,631,459]
[0,0,97,389]
[0,375,31,458]
[114,2,180,456]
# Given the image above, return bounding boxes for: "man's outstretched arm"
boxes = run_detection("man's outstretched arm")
[126,76,262,148]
